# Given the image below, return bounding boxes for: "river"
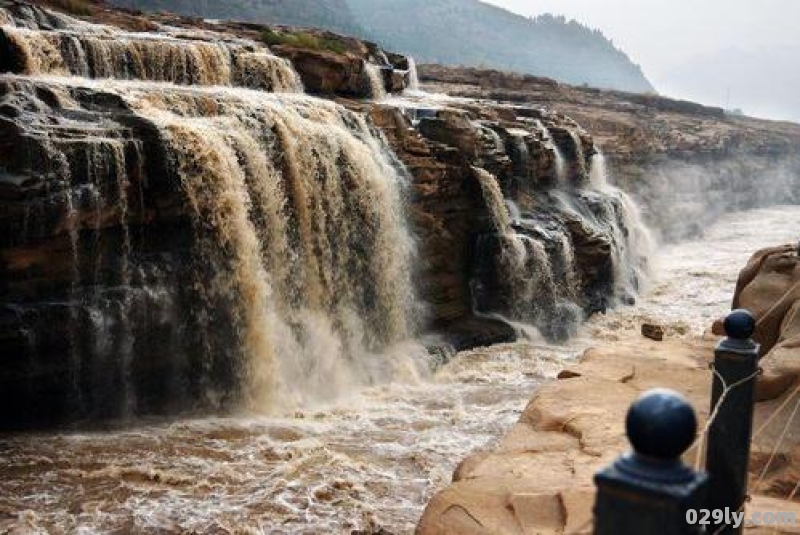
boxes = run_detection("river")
[1,205,799,534]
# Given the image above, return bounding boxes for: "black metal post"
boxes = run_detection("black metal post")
[706,309,760,534]
[594,389,708,535]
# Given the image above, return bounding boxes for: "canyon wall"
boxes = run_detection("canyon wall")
[418,64,800,241]
[0,1,797,429]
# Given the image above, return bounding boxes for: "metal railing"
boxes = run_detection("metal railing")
[594,310,762,534]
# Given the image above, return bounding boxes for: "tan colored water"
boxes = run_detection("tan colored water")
[2,205,798,534]
[1,25,302,91]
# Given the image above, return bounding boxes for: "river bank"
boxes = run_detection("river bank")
[418,204,800,534]
[2,207,798,533]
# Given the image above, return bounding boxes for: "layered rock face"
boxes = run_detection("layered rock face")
[369,103,651,346]
[1,1,795,431]
[419,64,800,241]
[0,2,648,428]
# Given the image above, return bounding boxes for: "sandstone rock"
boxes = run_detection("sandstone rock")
[725,244,800,401]
[273,46,369,97]
[417,334,800,534]
[641,322,665,341]
[417,339,714,534]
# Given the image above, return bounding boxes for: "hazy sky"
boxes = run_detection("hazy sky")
[482,0,800,121]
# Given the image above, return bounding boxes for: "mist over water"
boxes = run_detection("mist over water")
[621,157,800,241]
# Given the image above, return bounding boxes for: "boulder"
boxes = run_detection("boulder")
[641,322,665,341]
[724,244,800,401]
[272,46,369,97]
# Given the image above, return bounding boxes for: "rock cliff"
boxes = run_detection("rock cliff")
[419,64,800,241]
[1,0,799,430]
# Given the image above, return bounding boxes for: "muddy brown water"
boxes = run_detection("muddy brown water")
[1,205,799,534]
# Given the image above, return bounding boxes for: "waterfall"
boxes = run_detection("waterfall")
[0,2,663,425]
[508,130,531,178]
[468,123,656,339]
[0,25,303,92]
[406,56,420,92]
[588,152,656,300]
[568,130,588,181]
[0,67,425,416]
[536,120,567,183]
[117,81,423,408]
[364,61,387,101]
[470,166,582,340]
[473,166,512,234]
[505,199,521,223]
[0,3,425,423]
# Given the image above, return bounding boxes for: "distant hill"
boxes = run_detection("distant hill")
[109,0,363,35]
[111,0,654,94]
[346,0,653,93]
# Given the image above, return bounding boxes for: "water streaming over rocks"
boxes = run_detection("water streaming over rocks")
[0,2,798,533]
[468,128,654,340]
[2,205,797,534]
[364,61,387,101]
[0,5,303,91]
[0,73,425,422]
[534,118,567,184]
[406,56,420,92]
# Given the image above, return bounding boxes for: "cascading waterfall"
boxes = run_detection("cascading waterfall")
[568,129,588,180]
[37,77,424,411]
[471,166,580,339]
[0,2,661,427]
[0,20,302,91]
[589,151,656,300]
[0,2,424,422]
[505,199,521,222]
[508,129,531,178]
[406,56,420,92]
[536,119,567,183]
[364,61,387,101]
[473,166,512,235]
[469,120,656,339]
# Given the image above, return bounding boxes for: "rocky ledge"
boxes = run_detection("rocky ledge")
[417,244,800,534]
[1,0,800,429]
[418,64,800,241]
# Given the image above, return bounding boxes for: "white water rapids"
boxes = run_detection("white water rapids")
[2,205,798,534]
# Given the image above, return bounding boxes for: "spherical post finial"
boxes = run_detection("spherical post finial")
[626,388,697,460]
[723,309,756,340]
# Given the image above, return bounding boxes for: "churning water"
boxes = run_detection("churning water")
[2,4,799,533]
[2,205,798,534]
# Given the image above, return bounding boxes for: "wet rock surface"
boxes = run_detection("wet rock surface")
[0,0,797,434]
[418,64,800,242]
[417,336,800,534]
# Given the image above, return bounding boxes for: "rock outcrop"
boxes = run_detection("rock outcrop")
[418,64,800,241]
[417,336,800,534]
[0,0,798,431]
[714,244,800,401]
